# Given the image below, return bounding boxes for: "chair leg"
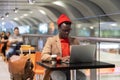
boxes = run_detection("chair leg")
[35,74,43,80]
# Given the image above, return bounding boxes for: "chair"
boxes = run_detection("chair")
[33,51,45,80]
[0,43,4,54]
[0,43,5,60]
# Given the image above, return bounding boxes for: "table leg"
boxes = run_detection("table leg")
[70,70,76,80]
[90,69,97,80]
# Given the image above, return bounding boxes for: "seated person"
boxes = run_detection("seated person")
[6,27,23,59]
[41,14,86,80]
[1,31,8,57]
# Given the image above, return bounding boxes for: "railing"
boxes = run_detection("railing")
[22,34,120,53]
[22,34,120,45]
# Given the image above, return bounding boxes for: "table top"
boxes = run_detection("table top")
[37,61,115,70]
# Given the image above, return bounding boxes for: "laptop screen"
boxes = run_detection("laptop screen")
[69,44,96,63]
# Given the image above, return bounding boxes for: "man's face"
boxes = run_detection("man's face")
[14,29,19,35]
[59,22,71,39]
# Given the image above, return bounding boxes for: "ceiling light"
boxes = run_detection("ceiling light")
[13,8,18,13]
[90,26,94,29]
[5,12,9,17]
[52,1,65,7]
[14,18,19,21]
[2,22,5,25]
[23,14,28,17]
[28,0,35,4]
[111,23,117,26]
[39,10,46,15]
[1,16,4,20]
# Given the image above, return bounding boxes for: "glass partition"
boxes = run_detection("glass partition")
[73,14,120,80]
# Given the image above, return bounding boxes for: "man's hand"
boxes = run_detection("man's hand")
[12,39,18,43]
[61,56,70,62]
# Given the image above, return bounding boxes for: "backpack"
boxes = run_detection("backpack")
[8,55,34,80]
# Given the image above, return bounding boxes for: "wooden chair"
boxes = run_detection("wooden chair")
[0,43,4,55]
[33,51,45,80]
[0,42,8,61]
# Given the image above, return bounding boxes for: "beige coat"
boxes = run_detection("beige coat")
[41,35,80,80]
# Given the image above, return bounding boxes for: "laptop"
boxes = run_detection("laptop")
[63,44,96,64]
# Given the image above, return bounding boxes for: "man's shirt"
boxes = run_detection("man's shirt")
[9,34,23,46]
[60,38,70,57]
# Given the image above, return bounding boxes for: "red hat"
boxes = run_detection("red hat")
[57,14,71,26]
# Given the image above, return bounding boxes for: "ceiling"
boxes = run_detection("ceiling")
[0,0,120,26]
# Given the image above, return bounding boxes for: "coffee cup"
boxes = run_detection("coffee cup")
[51,55,57,65]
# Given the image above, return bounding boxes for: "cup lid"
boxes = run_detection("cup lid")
[51,55,57,58]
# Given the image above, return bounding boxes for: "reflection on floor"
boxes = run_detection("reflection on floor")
[0,51,120,80]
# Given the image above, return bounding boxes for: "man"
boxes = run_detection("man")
[41,14,86,80]
[6,27,23,59]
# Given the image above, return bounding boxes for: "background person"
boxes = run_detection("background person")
[0,31,8,61]
[41,14,86,80]
[6,27,23,60]
[7,27,34,80]
[6,31,11,38]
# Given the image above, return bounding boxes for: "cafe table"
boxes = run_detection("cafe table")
[37,61,115,80]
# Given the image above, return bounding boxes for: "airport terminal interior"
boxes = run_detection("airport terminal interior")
[0,0,120,80]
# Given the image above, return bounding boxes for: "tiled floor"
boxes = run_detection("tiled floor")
[0,56,10,80]
[0,51,120,80]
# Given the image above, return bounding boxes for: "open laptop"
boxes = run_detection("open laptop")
[63,44,96,64]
